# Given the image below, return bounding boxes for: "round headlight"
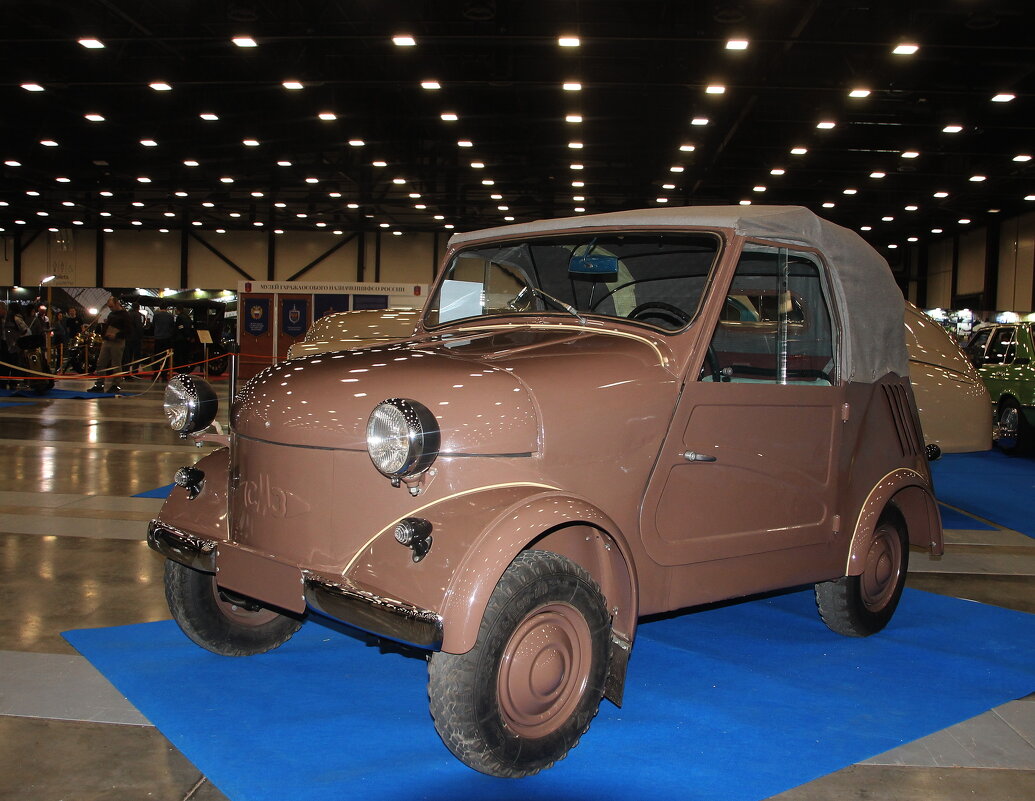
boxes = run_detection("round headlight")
[366,398,440,478]
[164,375,218,434]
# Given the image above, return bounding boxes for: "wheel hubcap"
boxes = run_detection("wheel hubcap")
[998,406,1019,450]
[211,577,279,627]
[860,524,902,612]
[497,602,592,738]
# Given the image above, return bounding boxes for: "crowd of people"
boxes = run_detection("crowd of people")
[0,296,199,394]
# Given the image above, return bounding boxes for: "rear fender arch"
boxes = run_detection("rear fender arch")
[440,494,638,655]
[845,468,943,576]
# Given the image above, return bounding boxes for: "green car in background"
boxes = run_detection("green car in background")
[965,323,1035,454]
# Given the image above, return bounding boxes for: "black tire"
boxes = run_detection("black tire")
[164,559,302,656]
[428,550,611,777]
[995,398,1032,456]
[816,509,909,637]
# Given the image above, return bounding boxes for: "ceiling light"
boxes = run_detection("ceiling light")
[691,117,709,126]
[199,112,219,121]
[415,204,426,209]
[901,151,920,158]
[39,139,58,147]
[822,202,835,208]
[305,177,319,183]
[392,177,406,184]
[679,144,696,152]
[229,212,241,218]
[85,113,105,122]
[892,43,919,55]
[907,237,919,243]
[232,36,257,47]
[817,121,836,129]
[568,142,583,149]
[958,218,971,224]
[434,214,444,220]
[887,244,899,250]
[1013,154,1032,162]
[705,85,726,94]
[392,35,416,47]
[882,216,894,222]
[328,192,341,198]
[137,176,151,183]
[933,191,949,198]
[558,36,580,47]
[573,208,585,213]
[563,82,582,91]
[753,185,766,192]
[870,171,886,178]
[969,175,987,182]
[98,191,112,196]
[739,200,752,205]
[843,188,857,195]
[149,81,172,91]
[1025,195,1035,201]
[440,112,458,121]
[458,140,473,147]
[790,147,808,155]
[79,38,105,48]
[726,39,749,50]
[347,203,359,209]
[471,162,485,168]
[444,224,455,229]
[421,80,441,90]
[348,139,365,146]
[566,114,583,123]
[570,163,583,170]
[56,177,70,183]
[931,228,943,233]
[175,191,188,197]
[21,83,44,92]
[571,196,584,202]
[220,176,234,183]
[499,204,510,210]
[242,139,260,146]
[942,124,963,133]
[904,205,919,211]
[4,160,22,167]
[481,179,495,186]
[661,183,674,190]
[656,198,669,204]
[140,139,158,147]
[282,80,304,90]
[409,193,421,198]
[372,160,387,167]
[318,112,337,121]
[490,194,503,200]
[670,166,684,173]
[849,88,871,98]
[273,202,285,208]
[277,160,293,166]
[26,190,39,196]
[183,159,199,167]
[163,211,175,217]
[991,93,1015,103]
[770,168,785,175]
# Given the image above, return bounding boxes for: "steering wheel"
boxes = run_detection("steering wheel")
[628,301,690,330]
[699,345,723,382]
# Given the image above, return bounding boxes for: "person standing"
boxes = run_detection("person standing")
[152,305,175,379]
[0,302,22,390]
[90,296,132,394]
[172,306,195,375]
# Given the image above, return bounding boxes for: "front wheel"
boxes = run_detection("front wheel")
[164,559,302,656]
[428,550,611,777]
[815,509,909,637]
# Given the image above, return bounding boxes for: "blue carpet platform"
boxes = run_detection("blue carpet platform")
[65,588,1035,801]
[0,386,116,399]
[931,450,1035,538]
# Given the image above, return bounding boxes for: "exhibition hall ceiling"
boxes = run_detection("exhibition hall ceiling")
[1,0,1033,258]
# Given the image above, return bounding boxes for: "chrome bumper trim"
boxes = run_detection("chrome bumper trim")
[147,520,217,572]
[303,573,444,651]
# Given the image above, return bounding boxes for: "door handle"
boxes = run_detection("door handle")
[682,450,717,462]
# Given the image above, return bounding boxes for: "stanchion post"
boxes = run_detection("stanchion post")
[228,341,240,407]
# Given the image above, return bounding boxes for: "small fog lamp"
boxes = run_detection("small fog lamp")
[393,517,433,562]
[174,465,206,499]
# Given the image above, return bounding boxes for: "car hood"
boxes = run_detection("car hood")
[231,325,672,454]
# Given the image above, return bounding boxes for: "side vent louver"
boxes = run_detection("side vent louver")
[882,384,923,457]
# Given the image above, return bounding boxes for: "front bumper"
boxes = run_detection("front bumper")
[147,521,444,650]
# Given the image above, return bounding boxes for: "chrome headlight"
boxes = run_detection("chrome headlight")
[366,398,440,478]
[164,375,218,434]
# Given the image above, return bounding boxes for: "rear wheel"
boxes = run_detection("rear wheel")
[816,509,908,637]
[164,559,302,656]
[995,398,1032,455]
[428,550,611,777]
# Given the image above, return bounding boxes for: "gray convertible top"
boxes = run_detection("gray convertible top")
[448,205,908,383]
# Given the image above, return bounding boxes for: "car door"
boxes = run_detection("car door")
[641,243,844,571]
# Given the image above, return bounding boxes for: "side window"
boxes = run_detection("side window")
[701,245,835,385]
[985,328,1017,365]
[965,329,991,363]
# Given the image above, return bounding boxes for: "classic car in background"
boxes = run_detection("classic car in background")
[150,206,942,777]
[285,308,421,359]
[965,322,1035,454]
[905,302,991,453]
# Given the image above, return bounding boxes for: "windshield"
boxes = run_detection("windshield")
[425,232,721,331]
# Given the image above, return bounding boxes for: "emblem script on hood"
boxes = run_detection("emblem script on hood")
[241,474,311,519]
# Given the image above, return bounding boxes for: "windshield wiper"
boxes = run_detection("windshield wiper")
[509,285,586,324]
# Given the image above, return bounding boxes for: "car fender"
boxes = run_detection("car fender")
[155,447,230,544]
[845,468,943,575]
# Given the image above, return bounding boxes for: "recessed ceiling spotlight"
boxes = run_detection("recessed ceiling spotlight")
[570,163,584,170]
[21,83,44,92]
[471,162,485,169]
[705,85,726,94]
[26,190,40,196]
[183,160,199,167]
[137,176,151,183]
[904,205,919,211]
[958,218,972,224]
[843,188,857,195]
[56,177,71,183]
[392,35,416,47]
[739,200,752,205]
[790,147,808,155]
[174,191,188,197]
[882,216,894,222]
[726,39,749,50]
[458,140,474,147]
[392,177,406,184]
[568,142,583,149]
[907,237,919,243]
[1025,195,1035,201]
[277,160,293,166]
[305,177,319,183]
[991,93,1015,103]
[348,139,365,146]
[440,112,459,121]
[347,203,360,209]
[661,183,674,190]
[40,139,59,147]
[372,160,387,167]
[901,151,920,159]
[933,191,949,198]
[753,185,766,192]
[931,228,943,233]
[318,112,337,121]
[1012,154,1032,162]
[870,171,886,178]
[98,190,112,196]
[220,176,234,183]
[770,168,785,175]
[140,139,158,147]
[4,160,22,167]
[679,144,696,152]
[822,202,835,208]
[490,194,503,200]
[85,113,105,122]
[817,121,836,129]
[242,139,260,146]
[79,38,105,48]
[849,88,871,98]
[969,175,987,182]
[558,36,580,47]
[670,166,684,173]
[421,80,441,90]
[656,198,669,204]
[149,81,172,91]
[251,191,264,197]
[942,125,963,133]
[691,117,709,126]
[232,36,257,47]
[892,43,919,55]
[565,114,583,123]
[434,214,444,220]
[563,82,582,91]
[282,80,304,90]
[499,204,510,210]
[199,112,219,121]
[481,179,495,186]
[887,244,898,249]
[409,192,421,198]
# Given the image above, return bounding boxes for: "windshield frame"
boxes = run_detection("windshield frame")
[423,228,726,335]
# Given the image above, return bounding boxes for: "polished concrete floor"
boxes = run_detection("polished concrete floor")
[0,379,1032,801]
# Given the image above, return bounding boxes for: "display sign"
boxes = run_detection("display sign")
[353,294,390,311]
[281,298,309,338]
[314,293,349,319]
[244,298,270,336]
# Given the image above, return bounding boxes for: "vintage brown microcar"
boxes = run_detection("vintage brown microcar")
[151,206,943,777]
